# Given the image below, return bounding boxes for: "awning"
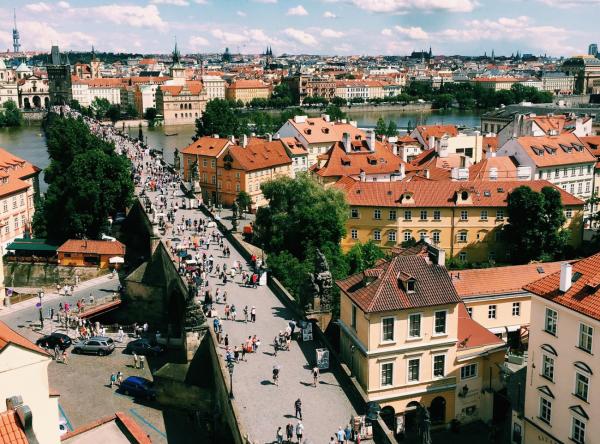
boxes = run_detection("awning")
[109,256,125,264]
[7,238,59,253]
[489,325,521,334]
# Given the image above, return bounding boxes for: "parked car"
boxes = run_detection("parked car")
[72,336,115,356]
[119,376,157,400]
[36,333,72,350]
[125,339,164,357]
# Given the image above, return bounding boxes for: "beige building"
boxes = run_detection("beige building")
[0,83,18,107]
[472,77,523,91]
[0,321,60,444]
[225,79,271,104]
[517,255,600,444]
[18,75,49,109]
[156,81,206,126]
[336,244,506,435]
[71,77,123,108]
[201,75,226,101]
[541,72,576,95]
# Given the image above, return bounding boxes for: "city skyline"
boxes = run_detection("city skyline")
[0,0,598,57]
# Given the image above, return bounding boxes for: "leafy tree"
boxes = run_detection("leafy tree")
[91,97,111,120]
[345,241,386,275]
[432,93,454,109]
[106,104,121,123]
[375,117,387,137]
[196,99,242,137]
[350,97,365,103]
[125,104,138,119]
[144,107,157,121]
[236,191,252,217]
[386,120,398,137]
[331,96,346,107]
[0,100,23,127]
[324,104,346,121]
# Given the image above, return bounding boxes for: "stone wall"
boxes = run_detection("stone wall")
[3,263,108,289]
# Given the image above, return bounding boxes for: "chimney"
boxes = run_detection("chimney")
[274,132,280,140]
[342,132,351,153]
[242,134,248,148]
[321,113,330,122]
[267,133,272,142]
[367,130,376,152]
[424,169,430,179]
[429,136,435,149]
[559,262,572,293]
[400,163,406,178]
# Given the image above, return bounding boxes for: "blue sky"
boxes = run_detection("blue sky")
[0,0,597,56]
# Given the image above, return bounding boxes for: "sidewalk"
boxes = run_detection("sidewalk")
[0,274,116,317]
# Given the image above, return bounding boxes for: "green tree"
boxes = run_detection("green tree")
[331,96,346,107]
[236,191,252,218]
[106,104,121,123]
[324,104,346,121]
[375,117,387,137]
[432,93,454,109]
[196,99,242,137]
[125,104,138,118]
[386,120,398,137]
[0,101,23,127]
[91,97,111,119]
[345,241,386,275]
[144,107,157,121]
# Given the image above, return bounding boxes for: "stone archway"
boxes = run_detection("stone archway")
[405,401,420,433]
[429,396,446,423]
[380,406,396,432]
[44,97,50,108]
[33,96,41,108]
[24,97,31,109]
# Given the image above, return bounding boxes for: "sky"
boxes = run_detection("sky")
[0,0,597,57]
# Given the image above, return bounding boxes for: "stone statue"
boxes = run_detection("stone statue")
[308,249,333,311]
[173,148,181,172]
[190,160,199,192]
[417,406,432,444]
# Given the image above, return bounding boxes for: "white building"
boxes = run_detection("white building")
[71,78,123,108]
[541,72,576,95]
[201,75,226,101]
[0,83,18,107]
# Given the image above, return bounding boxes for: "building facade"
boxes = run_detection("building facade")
[201,75,226,101]
[46,45,72,106]
[225,79,271,104]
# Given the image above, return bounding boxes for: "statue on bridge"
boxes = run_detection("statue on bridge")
[190,160,200,193]
[307,249,333,311]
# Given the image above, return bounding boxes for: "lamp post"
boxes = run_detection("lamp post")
[37,289,44,330]
[350,345,356,377]
[227,361,235,399]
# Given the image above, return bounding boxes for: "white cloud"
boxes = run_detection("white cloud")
[537,0,600,6]
[381,28,393,37]
[211,29,247,45]
[57,1,70,8]
[252,0,277,2]
[210,27,282,52]
[12,20,95,50]
[236,10,247,16]
[287,5,309,15]
[323,11,337,18]
[194,0,209,3]
[78,5,168,31]
[151,0,189,5]
[189,35,210,48]
[321,28,345,38]
[283,28,318,46]
[394,25,429,40]
[349,0,477,13]
[24,2,52,12]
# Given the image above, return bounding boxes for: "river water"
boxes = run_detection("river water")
[0,109,482,189]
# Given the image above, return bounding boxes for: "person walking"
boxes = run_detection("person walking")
[286,423,294,444]
[54,345,61,361]
[336,427,345,444]
[272,366,280,386]
[61,349,68,364]
[109,373,116,388]
[295,422,304,444]
[117,371,123,385]
[224,333,229,347]
[294,398,302,420]
[133,352,139,369]
[117,327,125,343]
[241,343,247,362]
[243,305,248,323]
[250,306,256,323]
[276,426,284,444]
[312,365,319,387]
[344,424,352,444]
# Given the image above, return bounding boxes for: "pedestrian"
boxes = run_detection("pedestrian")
[272,367,280,386]
[286,423,294,443]
[276,426,284,444]
[251,306,256,323]
[295,398,302,420]
[230,304,237,321]
[225,304,230,320]
[109,373,116,388]
[233,345,240,363]
[295,422,304,444]
[139,355,145,369]
[54,345,61,361]
[118,327,125,342]
[61,349,68,364]
[243,305,248,323]
[224,333,229,347]
[117,371,123,385]
[336,427,345,444]
[133,352,139,369]
[312,365,319,387]
[241,343,247,361]
[344,424,352,444]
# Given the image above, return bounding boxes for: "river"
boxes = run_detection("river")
[0,109,482,190]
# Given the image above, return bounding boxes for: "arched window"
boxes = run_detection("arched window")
[541,343,558,356]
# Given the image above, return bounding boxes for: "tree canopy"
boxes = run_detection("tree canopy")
[0,101,23,127]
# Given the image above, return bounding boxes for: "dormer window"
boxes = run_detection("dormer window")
[407,280,415,293]
[461,191,469,200]
[398,271,416,293]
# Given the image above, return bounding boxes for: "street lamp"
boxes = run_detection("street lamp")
[350,345,356,377]
[227,361,235,399]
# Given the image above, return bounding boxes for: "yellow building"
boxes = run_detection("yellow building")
[225,79,271,104]
[333,178,584,263]
[336,244,506,436]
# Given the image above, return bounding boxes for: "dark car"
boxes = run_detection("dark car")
[120,376,157,400]
[36,333,72,350]
[72,336,115,356]
[125,339,163,357]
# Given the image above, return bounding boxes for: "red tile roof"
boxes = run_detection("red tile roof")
[280,137,308,156]
[0,410,28,444]
[181,137,230,157]
[226,140,292,172]
[287,117,365,145]
[452,261,564,298]
[0,320,50,357]
[333,177,583,208]
[414,125,458,148]
[524,253,600,321]
[228,79,270,89]
[57,240,125,256]
[62,412,151,444]
[457,303,505,350]
[469,156,519,181]
[514,133,595,167]
[337,254,461,313]
[160,80,202,97]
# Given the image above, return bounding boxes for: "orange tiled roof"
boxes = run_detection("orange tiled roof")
[469,156,519,181]
[333,177,583,208]
[581,136,600,157]
[288,117,365,145]
[483,136,498,153]
[57,240,125,256]
[160,80,202,97]
[181,137,230,157]
[62,412,151,444]
[452,261,564,298]
[280,137,308,156]
[524,253,600,321]
[72,77,124,88]
[414,125,458,148]
[0,410,28,444]
[228,79,270,89]
[226,140,291,172]
[0,320,49,357]
[457,303,505,350]
[528,115,567,134]
[514,133,596,167]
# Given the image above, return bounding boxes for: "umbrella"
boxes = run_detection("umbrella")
[207,221,217,228]
[273,364,282,370]
[109,256,125,264]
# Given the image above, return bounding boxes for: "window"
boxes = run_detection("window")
[388,231,396,242]
[12,196,16,209]
[433,355,445,378]
[404,210,412,220]
[403,231,412,242]
[434,311,447,335]
[461,363,477,379]
[381,362,393,386]
[432,231,440,244]
[480,210,488,220]
[572,417,586,444]
[458,231,468,242]
[382,317,394,342]
[575,372,589,401]
[496,209,504,220]
[408,313,421,338]
[586,182,591,193]
[570,183,575,194]
[555,168,560,178]
[571,167,576,177]
[539,397,552,423]
[433,210,441,220]
[578,182,583,194]
[488,305,497,319]
[235,183,241,192]
[389,210,397,220]
[420,210,428,220]
[351,208,359,218]
[512,302,521,316]
[373,230,381,241]
[566,209,573,218]
[460,210,468,221]
[579,324,593,353]
[542,354,554,381]
[351,229,358,240]
[211,175,216,185]
[2,201,6,212]
[459,252,467,262]
[407,358,420,382]
[351,305,357,329]
[545,308,558,335]
[211,159,216,168]
[374,209,381,220]
[466,307,473,317]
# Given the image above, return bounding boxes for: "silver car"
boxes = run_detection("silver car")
[72,336,115,356]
